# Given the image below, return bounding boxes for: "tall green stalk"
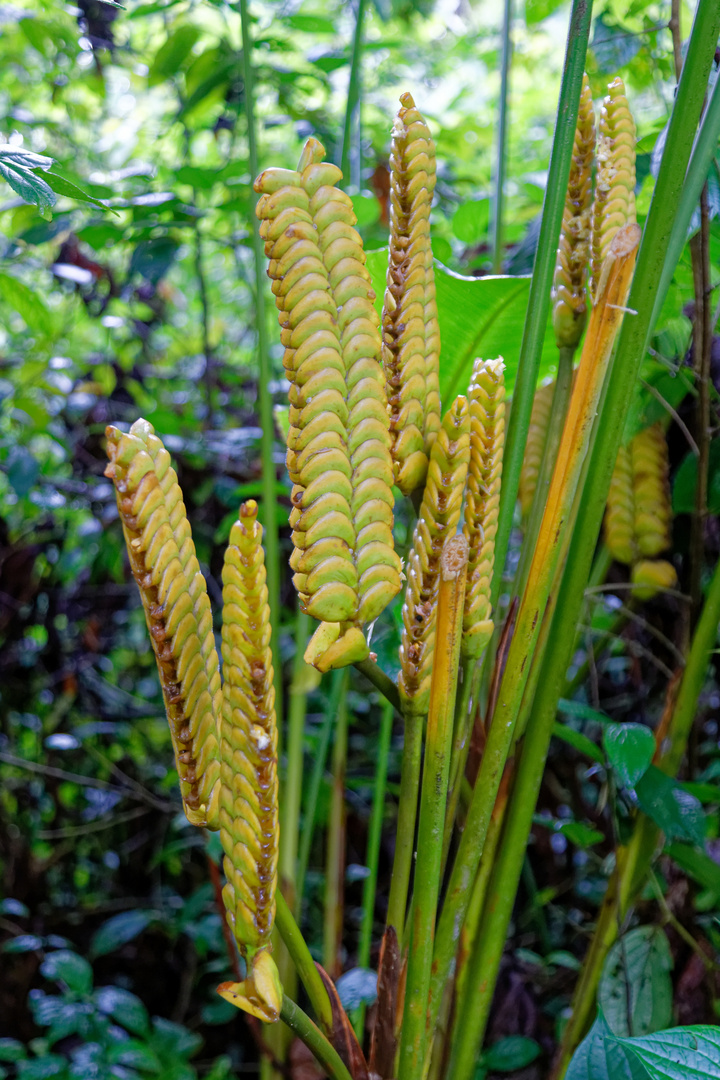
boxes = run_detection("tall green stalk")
[385,707,424,945]
[446,6,720,1067]
[324,673,349,977]
[281,611,311,914]
[398,537,468,1080]
[353,698,394,1040]
[340,0,366,188]
[275,892,334,1035]
[280,996,352,1080]
[239,0,282,721]
[491,0,512,273]
[491,0,593,613]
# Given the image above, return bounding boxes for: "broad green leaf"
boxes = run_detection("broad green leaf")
[16,1055,68,1079]
[0,1040,27,1062]
[40,950,93,995]
[150,1016,202,1059]
[616,1025,720,1079]
[525,0,565,24]
[351,194,380,228]
[365,249,558,401]
[591,13,642,74]
[6,446,39,497]
[2,934,44,953]
[0,272,53,337]
[451,198,489,245]
[148,24,202,85]
[285,13,336,32]
[665,841,720,895]
[599,927,672,1038]
[482,1036,541,1071]
[623,359,693,442]
[566,1012,646,1080]
[40,171,112,213]
[89,909,158,957]
[0,146,55,214]
[635,766,706,846]
[557,699,612,725]
[673,440,720,516]
[107,1039,161,1072]
[603,724,655,789]
[128,238,179,284]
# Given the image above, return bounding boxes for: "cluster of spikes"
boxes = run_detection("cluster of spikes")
[105,76,654,1036]
[105,422,283,1024]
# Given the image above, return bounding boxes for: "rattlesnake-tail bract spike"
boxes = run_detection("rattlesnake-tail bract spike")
[518,380,555,520]
[254,144,358,641]
[383,92,440,492]
[604,442,636,565]
[215,500,283,1024]
[104,424,221,829]
[255,139,401,672]
[399,396,470,715]
[552,73,595,349]
[630,422,672,558]
[591,76,636,298]
[462,358,505,658]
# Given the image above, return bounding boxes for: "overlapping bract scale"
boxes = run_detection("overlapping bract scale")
[254,138,401,671]
[605,443,636,565]
[104,422,221,829]
[591,76,636,298]
[631,422,672,558]
[518,380,555,520]
[218,500,282,1023]
[399,398,470,715]
[462,359,505,658]
[382,92,441,493]
[551,73,595,350]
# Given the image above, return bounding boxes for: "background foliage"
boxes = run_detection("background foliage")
[1,0,719,1076]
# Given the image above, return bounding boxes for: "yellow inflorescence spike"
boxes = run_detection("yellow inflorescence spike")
[518,380,555,520]
[604,442,636,565]
[462,358,505,658]
[399,397,471,715]
[255,139,402,671]
[552,73,595,350]
[104,423,221,829]
[382,92,440,493]
[217,500,282,1024]
[631,422,672,558]
[591,76,636,298]
[631,559,678,601]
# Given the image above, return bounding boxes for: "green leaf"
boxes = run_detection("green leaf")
[2,934,44,953]
[599,927,673,1038]
[525,0,565,25]
[107,1039,161,1072]
[635,766,706,845]
[150,1017,202,1060]
[452,198,489,245]
[665,842,720,896]
[40,171,112,213]
[0,147,55,213]
[673,440,720,516]
[591,14,642,74]
[6,446,39,497]
[351,194,380,228]
[567,1013,646,1080]
[365,249,558,401]
[557,699,613,725]
[286,13,336,32]
[604,724,655,789]
[616,1025,720,1079]
[552,721,605,764]
[89,909,157,957]
[94,986,150,1036]
[148,24,202,85]
[17,1055,68,1080]
[0,1040,27,1063]
[128,238,179,284]
[0,272,53,337]
[40,951,93,995]
[482,1036,541,1071]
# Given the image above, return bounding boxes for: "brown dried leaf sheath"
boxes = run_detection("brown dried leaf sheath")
[104,424,221,828]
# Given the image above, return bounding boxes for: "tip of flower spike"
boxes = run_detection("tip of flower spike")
[217,950,283,1023]
[240,500,259,521]
[441,534,469,580]
[399,91,416,109]
[297,137,326,173]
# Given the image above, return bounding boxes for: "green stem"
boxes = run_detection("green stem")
[398,537,468,1080]
[296,670,347,907]
[651,69,720,329]
[442,657,482,870]
[324,673,349,978]
[491,0,512,272]
[240,0,282,723]
[491,0,593,614]
[282,611,311,916]
[514,344,576,597]
[354,657,402,713]
[275,892,334,1036]
[280,996,352,1080]
[385,707,424,944]
[353,698,394,1040]
[339,0,366,187]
